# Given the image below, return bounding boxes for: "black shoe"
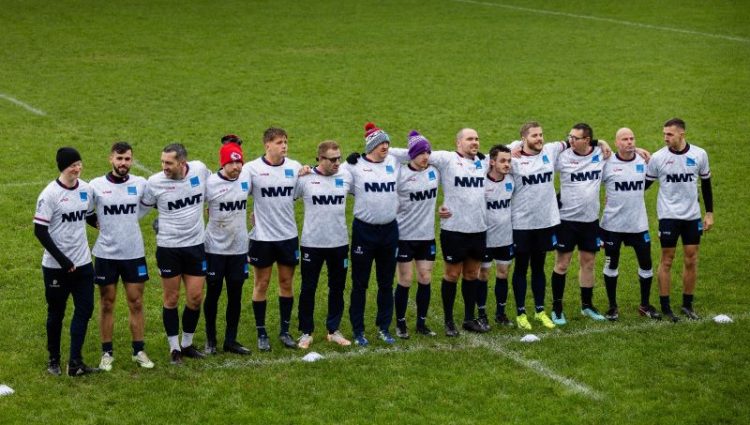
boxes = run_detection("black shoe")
[279,333,297,349]
[170,349,183,365]
[462,319,487,333]
[681,306,701,320]
[181,344,206,359]
[416,325,437,336]
[396,321,410,339]
[257,335,271,352]
[445,321,460,337]
[477,316,491,332]
[223,341,252,355]
[67,359,100,377]
[605,307,619,321]
[495,313,513,327]
[664,311,680,323]
[638,304,662,320]
[204,342,217,355]
[47,358,62,376]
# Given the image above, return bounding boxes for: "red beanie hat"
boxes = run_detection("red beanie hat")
[220,143,244,167]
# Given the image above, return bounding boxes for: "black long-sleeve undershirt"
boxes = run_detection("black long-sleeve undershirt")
[34,223,74,270]
[701,177,713,213]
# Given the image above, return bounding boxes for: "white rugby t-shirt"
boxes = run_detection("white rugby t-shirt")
[485,174,513,248]
[556,146,604,223]
[205,168,251,255]
[397,164,440,241]
[295,167,351,248]
[646,143,710,220]
[90,174,147,259]
[601,154,649,233]
[510,142,566,230]
[342,154,399,225]
[244,156,302,242]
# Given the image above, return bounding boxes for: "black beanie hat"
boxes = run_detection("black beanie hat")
[56,147,82,171]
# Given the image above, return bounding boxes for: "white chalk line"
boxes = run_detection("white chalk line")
[132,159,155,174]
[450,0,750,44]
[0,180,49,188]
[0,93,47,116]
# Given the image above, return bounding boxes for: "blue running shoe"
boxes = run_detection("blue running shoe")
[378,329,396,344]
[353,333,369,347]
[581,306,606,321]
[551,311,567,326]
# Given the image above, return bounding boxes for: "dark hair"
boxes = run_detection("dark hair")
[263,127,288,144]
[317,140,340,158]
[489,144,511,160]
[572,123,594,140]
[221,134,243,145]
[520,121,541,138]
[664,118,686,130]
[111,141,132,154]
[163,143,188,161]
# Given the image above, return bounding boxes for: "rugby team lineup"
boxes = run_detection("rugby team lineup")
[33,118,713,377]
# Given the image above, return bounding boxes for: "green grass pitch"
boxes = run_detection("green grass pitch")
[1,0,749,423]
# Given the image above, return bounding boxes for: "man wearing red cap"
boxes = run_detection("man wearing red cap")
[203,142,252,355]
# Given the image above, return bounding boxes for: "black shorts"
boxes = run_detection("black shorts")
[482,244,515,265]
[600,230,651,251]
[206,253,249,282]
[658,219,702,248]
[555,220,600,253]
[397,240,437,263]
[94,257,149,285]
[248,237,299,268]
[440,230,486,263]
[513,226,558,254]
[155,244,207,278]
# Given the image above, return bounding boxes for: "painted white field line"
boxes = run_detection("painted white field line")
[450,0,750,44]
[0,180,49,188]
[0,93,47,116]
[132,159,155,174]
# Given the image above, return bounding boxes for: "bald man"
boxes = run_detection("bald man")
[600,128,660,321]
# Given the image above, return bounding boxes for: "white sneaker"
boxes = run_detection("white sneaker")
[326,330,352,346]
[131,351,155,369]
[297,333,313,349]
[99,352,114,372]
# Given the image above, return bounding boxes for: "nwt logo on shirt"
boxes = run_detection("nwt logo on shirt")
[127,186,137,195]
[190,176,200,187]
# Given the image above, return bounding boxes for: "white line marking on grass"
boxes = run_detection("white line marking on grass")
[450,0,750,44]
[0,93,47,116]
[0,180,49,188]
[132,159,155,174]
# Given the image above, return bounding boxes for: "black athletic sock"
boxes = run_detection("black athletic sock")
[162,306,179,337]
[461,279,477,321]
[415,283,430,327]
[581,287,593,308]
[604,275,618,308]
[441,279,456,323]
[181,306,201,334]
[682,293,694,310]
[203,279,222,344]
[476,279,488,319]
[495,277,508,316]
[551,271,566,315]
[102,341,113,355]
[132,340,144,356]
[279,296,293,334]
[660,295,672,314]
[394,284,410,321]
[639,276,652,306]
[225,280,244,343]
[252,300,268,338]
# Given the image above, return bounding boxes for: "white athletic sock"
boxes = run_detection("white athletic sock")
[167,335,180,351]
[181,332,194,348]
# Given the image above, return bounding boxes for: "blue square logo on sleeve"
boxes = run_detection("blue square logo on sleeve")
[686,157,696,166]
[190,176,200,187]
[285,169,294,178]
[127,186,137,195]
[505,182,513,192]
[386,165,394,174]
[636,164,645,173]
[542,155,550,164]
[137,265,147,277]
[428,170,436,181]
[241,181,249,192]
[335,178,344,188]
[79,192,88,201]
[592,154,600,163]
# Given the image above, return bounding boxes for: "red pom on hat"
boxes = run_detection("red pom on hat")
[364,122,380,137]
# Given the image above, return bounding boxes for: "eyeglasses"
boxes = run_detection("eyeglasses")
[567,134,588,141]
[320,156,341,163]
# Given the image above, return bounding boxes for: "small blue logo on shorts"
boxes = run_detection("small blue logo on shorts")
[335,178,344,188]
[636,164,645,173]
[592,155,600,163]
[127,186,137,195]
[79,192,88,201]
[551,234,558,246]
[643,232,651,243]
[509,246,514,256]
[697,221,703,231]
[596,237,602,247]
[285,169,294,178]
[343,258,349,268]
[244,263,249,273]
[241,182,249,192]
[428,171,436,181]
[386,165,394,174]
[137,265,147,277]
[505,182,513,192]
[542,155,550,164]
[201,260,207,271]
[190,176,200,187]
[295,249,300,260]
[430,244,436,255]
[686,157,696,166]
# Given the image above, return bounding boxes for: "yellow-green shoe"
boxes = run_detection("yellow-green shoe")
[516,314,532,330]
[534,311,556,329]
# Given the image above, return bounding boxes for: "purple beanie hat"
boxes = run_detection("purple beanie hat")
[407,130,432,160]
